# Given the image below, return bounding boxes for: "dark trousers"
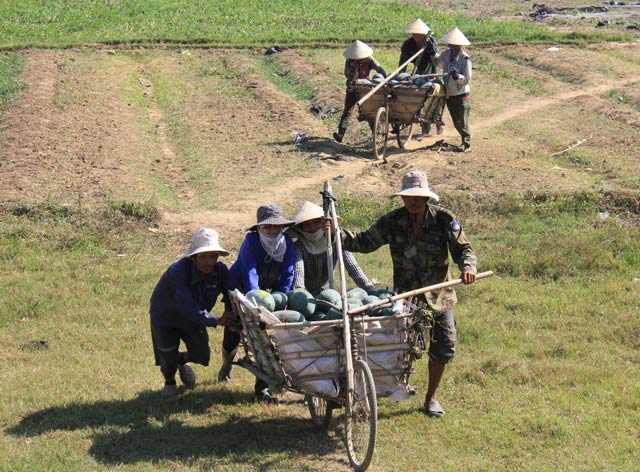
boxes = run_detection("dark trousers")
[339,88,358,123]
[223,325,268,394]
[151,321,210,381]
[446,95,471,147]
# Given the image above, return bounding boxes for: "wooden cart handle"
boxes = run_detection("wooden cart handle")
[356,46,426,107]
[348,271,494,316]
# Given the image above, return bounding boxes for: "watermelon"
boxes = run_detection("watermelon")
[245,289,275,312]
[316,288,342,313]
[347,297,363,307]
[324,308,344,320]
[347,287,368,301]
[271,291,288,311]
[288,288,316,318]
[272,310,305,322]
[361,295,380,305]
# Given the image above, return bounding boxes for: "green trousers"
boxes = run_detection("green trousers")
[446,95,471,148]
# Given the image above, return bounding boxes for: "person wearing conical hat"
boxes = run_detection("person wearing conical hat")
[399,19,443,136]
[287,201,376,296]
[434,27,473,152]
[333,40,387,143]
[149,228,235,396]
[341,171,478,417]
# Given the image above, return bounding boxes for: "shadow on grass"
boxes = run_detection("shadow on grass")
[6,389,344,467]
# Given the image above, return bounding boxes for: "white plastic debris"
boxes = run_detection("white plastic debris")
[597,211,610,222]
[547,46,561,52]
[291,129,309,146]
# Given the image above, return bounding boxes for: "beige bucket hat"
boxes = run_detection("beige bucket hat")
[405,18,431,35]
[184,228,229,257]
[440,27,471,46]
[393,171,440,201]
[343,40,373,60]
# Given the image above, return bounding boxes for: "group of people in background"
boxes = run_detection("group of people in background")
[149,167,478,417]
[334,19,473,152]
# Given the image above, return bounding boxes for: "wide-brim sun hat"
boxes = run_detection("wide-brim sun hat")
[248,204,295,231]
[393,171,440,201]
[292,201,342,226]
[440,27,471,46]
[183,228,229,257]
[343,40,373,60]
[405,18,431,35]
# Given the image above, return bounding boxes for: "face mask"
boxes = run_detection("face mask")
[258,228,286,262]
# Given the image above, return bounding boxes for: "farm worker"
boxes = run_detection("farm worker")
[434,27,473,152]
[399,19,438,76]
[398,18,444,136]
[287,201,376,296]
[341,171,477,417]
[333,40,387,143]
[225,204,296,403]
[149,228,235,396]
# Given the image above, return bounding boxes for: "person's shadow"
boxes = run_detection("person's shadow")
[6,388,344,468]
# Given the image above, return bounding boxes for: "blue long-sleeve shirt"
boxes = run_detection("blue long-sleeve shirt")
[149,257,232,330]
[229,231,295,293]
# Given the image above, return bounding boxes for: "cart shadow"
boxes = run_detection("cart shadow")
[6,389,345,468]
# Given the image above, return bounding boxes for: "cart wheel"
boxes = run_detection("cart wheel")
[373,107,388,160]
[345,359,377,471]
[395,122,414,149]
[305,394,333,429]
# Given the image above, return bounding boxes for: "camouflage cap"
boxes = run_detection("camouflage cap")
[393,171,439,201]
[248,204,295,230]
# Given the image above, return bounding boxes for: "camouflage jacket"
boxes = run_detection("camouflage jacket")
[342,204,477,311]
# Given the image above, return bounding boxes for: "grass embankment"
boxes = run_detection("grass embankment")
[1,192,638,471]
[0,0,629,50]
[0,52,24,115]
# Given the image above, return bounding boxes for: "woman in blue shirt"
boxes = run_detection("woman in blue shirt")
[223,204,295,402]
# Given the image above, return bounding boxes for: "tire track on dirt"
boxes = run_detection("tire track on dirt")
[475,77,639,131]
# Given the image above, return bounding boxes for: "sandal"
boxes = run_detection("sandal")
[255,388,279,404]
[424,400,445,418]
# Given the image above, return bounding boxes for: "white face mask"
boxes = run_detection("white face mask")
[297,227,327,255]
[258,228,287,262]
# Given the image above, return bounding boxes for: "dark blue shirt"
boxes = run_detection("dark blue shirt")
[229,231,295,293]
[149,257,232,330]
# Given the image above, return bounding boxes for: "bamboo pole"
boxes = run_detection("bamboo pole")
[348,271,494,316]
[356,46,426,107]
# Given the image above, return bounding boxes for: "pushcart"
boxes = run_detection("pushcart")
[355,80,438,161]
[229,181,493,470]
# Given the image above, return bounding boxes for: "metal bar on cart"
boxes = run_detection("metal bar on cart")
[356,46,426,107]
[348,271,495,316]
[322,180,355,397]
[323,189,335,289]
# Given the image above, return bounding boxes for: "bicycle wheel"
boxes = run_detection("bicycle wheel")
[373,107,388,160]
[305,394,333,429]
[395,122,414,149]
[345,359,377,471]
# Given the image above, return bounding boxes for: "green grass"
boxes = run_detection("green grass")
[0,52,24,114]
[2,192,638,470]
[0,0,629,50]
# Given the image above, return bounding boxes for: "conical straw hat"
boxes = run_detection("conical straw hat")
[405,18,431,35]
[440,27,471,46]
[343,40,373,60]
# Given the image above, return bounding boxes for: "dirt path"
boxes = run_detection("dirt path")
[1,46,639,246]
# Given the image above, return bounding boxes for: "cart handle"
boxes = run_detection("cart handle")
[356,46,426,107]
[348,271,494,316]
